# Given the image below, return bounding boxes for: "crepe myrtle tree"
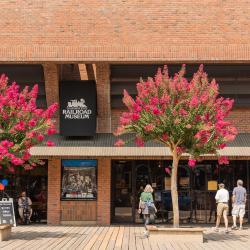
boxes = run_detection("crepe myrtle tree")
[0,74,58,173]
[114,65,237,227]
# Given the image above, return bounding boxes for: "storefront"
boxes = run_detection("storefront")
[1,63,250,226]
[0,163,48,224]
[111,160,250,224]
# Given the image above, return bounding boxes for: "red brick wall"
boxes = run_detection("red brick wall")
[97,158,111,225]
[228,108,250,133]
[112,108,250,134]
[47,158,61,225]
[1,1,250,61]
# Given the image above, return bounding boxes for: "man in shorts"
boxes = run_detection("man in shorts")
[231,179,247,230]
[214,183,229,233]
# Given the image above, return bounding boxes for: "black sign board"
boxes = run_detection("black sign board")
[0,200,16,226]
[60,80,97,136]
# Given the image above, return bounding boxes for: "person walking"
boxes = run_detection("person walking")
[231,179,247,230]
[138,184,157,237]
[214,183,229,233]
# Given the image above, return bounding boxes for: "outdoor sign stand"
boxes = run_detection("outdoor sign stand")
[0,191,16,227]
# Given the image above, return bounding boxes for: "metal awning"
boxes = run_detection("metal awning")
[29,133,250,159]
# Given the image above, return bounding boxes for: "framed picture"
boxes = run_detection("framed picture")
[61,160,97,200]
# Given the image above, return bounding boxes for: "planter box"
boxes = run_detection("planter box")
[146,225,204,243]
[0,225,11,241]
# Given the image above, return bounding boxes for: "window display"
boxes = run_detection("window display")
[61,160,97,200]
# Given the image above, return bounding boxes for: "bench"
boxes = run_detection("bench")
[0,225,11,241]
[146,225,204,243]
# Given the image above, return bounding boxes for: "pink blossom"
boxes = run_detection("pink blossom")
[218,143,226,149]
[188,159,196,167]
[0,146,8,155]
[179,108,188,116]
[150,97,159,106]
[218,156,229,165]
[120,117,131,126]
[14,121,26,131]
[46,140,55,147]
[22,151,31,161]
[174,118,181,125]
[190,96,199,108]
[35,109,44,116]
[131,113,140,121]
[11,157,24,166]
[37,134,44,141]
[29,84,38,98]
[165,167,171,175]
[200,93,209,103]
[27,131,36,139]
[114,139,125,147]
[28,118,37,127]
[114,126,125,136]
[43,103,58,119]
[24,164,34,170]
[122,90,135,108]
[1,140,13,148]
[162,133,168,141]
[144,124,155,132]
[186,124,192,129]
[176,147,184,154]
[47,128,56,135]
[135,137,144,147]
[133,104,142,113]
[152,108,161,115]
[8,166,15,173]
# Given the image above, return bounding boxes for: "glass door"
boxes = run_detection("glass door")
[112,161,134,223]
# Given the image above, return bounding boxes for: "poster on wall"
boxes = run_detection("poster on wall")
[61,160,97,200]
[60,80,97,136]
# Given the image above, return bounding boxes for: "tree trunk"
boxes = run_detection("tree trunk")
[171,151,180,227]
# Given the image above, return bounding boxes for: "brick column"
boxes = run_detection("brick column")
[97,158,111,225]
[43,63,60,126]
[47,158,61,225]
[95,63,111,133]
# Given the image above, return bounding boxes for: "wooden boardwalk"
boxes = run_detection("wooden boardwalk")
[0,225,249,249]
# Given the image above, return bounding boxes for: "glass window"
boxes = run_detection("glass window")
[61,160,97,200]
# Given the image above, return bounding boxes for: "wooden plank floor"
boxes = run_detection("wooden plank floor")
[0,225,249,249]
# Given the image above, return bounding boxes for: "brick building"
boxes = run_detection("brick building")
[0,1,250,225]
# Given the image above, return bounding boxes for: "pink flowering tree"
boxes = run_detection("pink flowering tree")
[0,75,58,172]
[114,65,237,227]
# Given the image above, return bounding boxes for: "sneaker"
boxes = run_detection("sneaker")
[213,227,219,232]
[231,225,238,230]
[239,227,243,230]
[225,229,229,234]
[143,230,149,237]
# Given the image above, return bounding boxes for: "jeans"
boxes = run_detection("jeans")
[144,214,150,228]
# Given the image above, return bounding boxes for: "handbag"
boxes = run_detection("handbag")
[146,201,156,214]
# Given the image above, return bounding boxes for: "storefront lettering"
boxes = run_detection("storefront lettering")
[62,98,92,120]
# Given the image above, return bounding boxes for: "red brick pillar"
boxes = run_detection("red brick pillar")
[47,158,61,225]
[97,158,111,225]
[43,63,60,127]
[95,63,111,133]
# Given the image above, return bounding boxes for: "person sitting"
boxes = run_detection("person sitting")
[18,191,32,223]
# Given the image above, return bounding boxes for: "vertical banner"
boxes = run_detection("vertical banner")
[60,80,97,136]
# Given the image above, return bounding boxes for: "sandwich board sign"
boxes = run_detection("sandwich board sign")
[0,199,16,226]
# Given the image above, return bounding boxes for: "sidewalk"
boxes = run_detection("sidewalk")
[0,225,249,249]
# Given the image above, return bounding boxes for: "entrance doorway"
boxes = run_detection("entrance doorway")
[111,160,250,224]
[111,160,164,223]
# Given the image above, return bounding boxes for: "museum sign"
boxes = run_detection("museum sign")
[60,80,97,136]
